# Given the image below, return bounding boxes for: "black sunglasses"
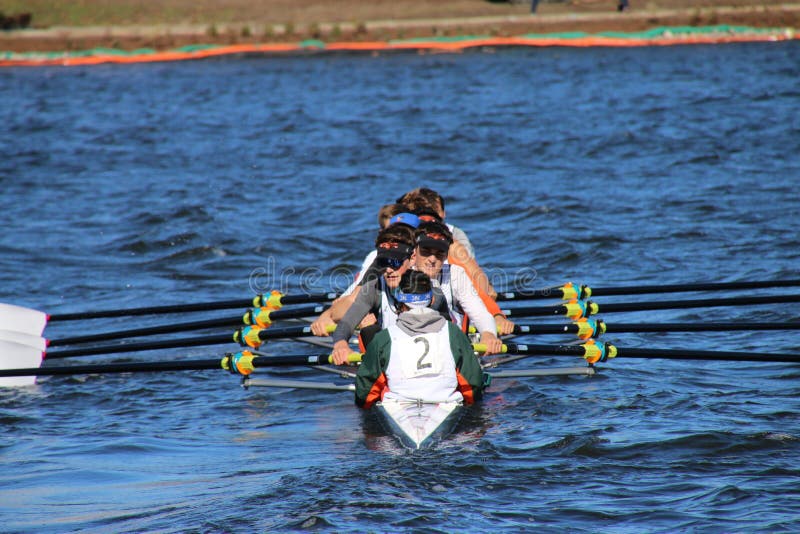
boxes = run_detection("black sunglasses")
[376,256,407,270]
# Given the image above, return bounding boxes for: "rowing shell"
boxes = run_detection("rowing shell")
[374,398,464,450]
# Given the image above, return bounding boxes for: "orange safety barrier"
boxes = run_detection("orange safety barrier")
[1,30,796,67]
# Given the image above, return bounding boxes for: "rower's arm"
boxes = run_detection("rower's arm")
[329,288,359,322]
[310,288,359,336]
[448,241,497,300]
[331,283,377,344]
[449,265,496,336]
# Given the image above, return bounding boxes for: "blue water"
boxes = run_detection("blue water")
[1,41,799,531]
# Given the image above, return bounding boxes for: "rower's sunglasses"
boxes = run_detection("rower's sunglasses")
[377,256,408,270]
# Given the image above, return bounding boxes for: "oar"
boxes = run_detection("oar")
[490,319,800,340]
[0,291,338,335]
[0,350,362,382]
[0,340,44,387]
[502,294,800,320]
[0,329,48,351]
[474,342,800,364]
[47,305,328,346]
[496,279,800,301]
[40,322,329,359]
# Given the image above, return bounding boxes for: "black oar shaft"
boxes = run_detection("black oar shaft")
[597,294,800,313]
[49,305,327,347]
[49,299,252,321]
[606,322,800,333]
[502,304,575,318]
[45,323,322,359]
[496,280,800,301]
[513,324,580,335]
[614,347,800,363]
[0,359,224,377]
[50,316,243,346]
[591,279,800,297]
[0,353,337,378]
[503,294,800,318]
[500,343,800,363]
[45,334,233,359]
[47,294,336,322]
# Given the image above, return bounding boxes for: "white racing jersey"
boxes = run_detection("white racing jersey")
[383,320,463,404]
[433,263,496,335]
[378,278,401,331]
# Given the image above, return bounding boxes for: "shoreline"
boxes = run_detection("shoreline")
[1,3,798,55]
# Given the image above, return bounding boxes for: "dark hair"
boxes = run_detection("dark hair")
[415,220,453,244]
[399,196,441,221]
[399,269,432,295]
[375,224,415,248]
[397,188,445,213]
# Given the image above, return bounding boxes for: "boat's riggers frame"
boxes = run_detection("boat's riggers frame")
[242,378,355,391]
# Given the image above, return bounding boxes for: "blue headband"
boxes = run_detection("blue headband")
[388,213,420,228]
[393,288,432,307]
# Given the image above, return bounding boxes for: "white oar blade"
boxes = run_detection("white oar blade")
[0,330,47,351]
[0,339,44,387]
[0,303,48,336]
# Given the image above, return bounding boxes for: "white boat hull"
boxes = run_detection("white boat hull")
[375,398,463,450]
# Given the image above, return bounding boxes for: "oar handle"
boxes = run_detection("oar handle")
[223,350,362,375]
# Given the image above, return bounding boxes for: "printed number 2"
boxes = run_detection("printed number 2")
[414,337,432,370]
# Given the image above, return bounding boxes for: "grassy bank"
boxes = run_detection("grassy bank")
[2,0,795,27]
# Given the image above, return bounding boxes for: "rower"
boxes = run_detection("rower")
[354,270,486,408]
[411,220,513,345]
[310,215,419,337]
[396,187,476,259]
[329,224,454,364]
[399,191,497,299]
